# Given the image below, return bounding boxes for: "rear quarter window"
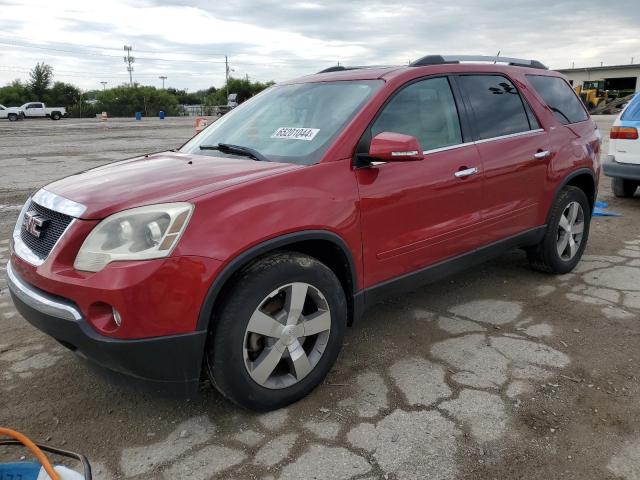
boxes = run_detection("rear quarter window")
[526,75,588,125]
[621,94,640,121]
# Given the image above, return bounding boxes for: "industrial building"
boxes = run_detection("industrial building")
[556,63,640,93]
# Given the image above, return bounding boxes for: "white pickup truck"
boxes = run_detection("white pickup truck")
[20,102,67,120]
[0,104,24,121]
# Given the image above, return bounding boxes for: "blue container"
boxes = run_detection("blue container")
[159,110,165,120]
[135,112,142,120]
[0,461,42,479]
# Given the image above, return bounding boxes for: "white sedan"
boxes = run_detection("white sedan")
[603,93,640,197]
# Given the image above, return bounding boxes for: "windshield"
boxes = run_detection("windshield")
[180,80,382,165]
[621,94,640,122]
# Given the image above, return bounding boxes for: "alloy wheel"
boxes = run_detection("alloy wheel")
[243,282,332,389]
[556,201,585,261]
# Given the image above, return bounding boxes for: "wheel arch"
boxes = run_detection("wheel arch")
[549,169,596,221]
[196,230,360,333]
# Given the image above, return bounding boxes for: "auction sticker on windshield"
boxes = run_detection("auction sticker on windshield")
[271,127,320,141]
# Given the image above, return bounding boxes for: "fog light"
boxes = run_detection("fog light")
[112,308,122,327]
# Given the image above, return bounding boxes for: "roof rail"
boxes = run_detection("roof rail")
[317,66,356,73]
[410,55,548,70]
[316,65,396,74]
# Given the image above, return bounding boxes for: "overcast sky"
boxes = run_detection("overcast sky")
[1,0,639,92]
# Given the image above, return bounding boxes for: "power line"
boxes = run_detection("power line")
[0,34,228,56]
[0,40,341,66]
[0,65,230,79]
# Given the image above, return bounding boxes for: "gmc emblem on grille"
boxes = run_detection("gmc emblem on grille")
[23,211,49,238]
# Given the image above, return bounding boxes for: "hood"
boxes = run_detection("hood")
[44,151,301,219]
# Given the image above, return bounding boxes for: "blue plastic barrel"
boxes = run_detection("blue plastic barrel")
[159,110,165,120]
[135,112,142,120]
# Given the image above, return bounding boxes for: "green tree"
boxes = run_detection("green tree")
[204,77,274,105]
[167,87,202,105]
[28,62,53,99]
[0,80,31,106]
[96,85,179,117]
[45,81,81,108]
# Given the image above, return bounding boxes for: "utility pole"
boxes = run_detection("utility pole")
[159,75,167,89]
[100,81,107,91]
[124,45,135,87]
[225,55,229,100]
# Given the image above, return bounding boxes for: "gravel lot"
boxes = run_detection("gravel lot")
[1,115,640,480]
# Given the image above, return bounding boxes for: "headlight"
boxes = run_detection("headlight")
[10,196,32,256]
[13,196,32,239]
[74,203,194,272]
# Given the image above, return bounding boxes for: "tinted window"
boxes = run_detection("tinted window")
[621,94,640,121]
[458,75,531,140]
[371,77,462,151]
[526,75,589,124]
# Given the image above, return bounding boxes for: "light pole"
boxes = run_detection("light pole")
[100,81,108,91]
[159,76,167,89]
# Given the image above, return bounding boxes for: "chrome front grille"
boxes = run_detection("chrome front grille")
[19,201,73,260]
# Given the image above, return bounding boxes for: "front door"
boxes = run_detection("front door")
[356,76,485,288]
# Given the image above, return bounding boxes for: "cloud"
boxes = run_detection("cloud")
[0,0,638,92]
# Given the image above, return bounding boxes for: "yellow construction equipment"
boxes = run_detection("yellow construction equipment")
[574,80,608,111]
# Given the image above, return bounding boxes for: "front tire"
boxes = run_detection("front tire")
[206,252,347,411]
[612,177,638,198]
[527,186,591,274]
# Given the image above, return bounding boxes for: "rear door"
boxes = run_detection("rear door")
[456,74,550,242]
[25,103,45,117]
[356,76,485,287]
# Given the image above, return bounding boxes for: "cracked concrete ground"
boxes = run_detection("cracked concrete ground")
[2,116,640,479]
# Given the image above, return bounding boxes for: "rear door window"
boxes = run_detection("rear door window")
[526,75,589,124]
[371,77,463,152]
[457,75,533,140]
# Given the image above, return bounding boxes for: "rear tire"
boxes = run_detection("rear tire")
[8,113,17,122]
[51,112,61,120]
[612,177,638,198]
[206,252,347,411]
[527,186,591,274]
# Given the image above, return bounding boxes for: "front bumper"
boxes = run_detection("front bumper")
[7,260,207,391]
[603,155,640,181]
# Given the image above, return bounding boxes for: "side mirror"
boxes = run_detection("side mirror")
[368,132,424,162]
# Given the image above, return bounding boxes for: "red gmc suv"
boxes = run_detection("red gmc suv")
[8,55,600,411]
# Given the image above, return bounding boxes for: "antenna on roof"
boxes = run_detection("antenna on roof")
[495,51,501,64]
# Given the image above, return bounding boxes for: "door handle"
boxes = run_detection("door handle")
[534,150,551,159]
[454,167,479,178]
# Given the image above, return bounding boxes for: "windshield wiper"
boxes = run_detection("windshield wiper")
[199,143,268,162]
